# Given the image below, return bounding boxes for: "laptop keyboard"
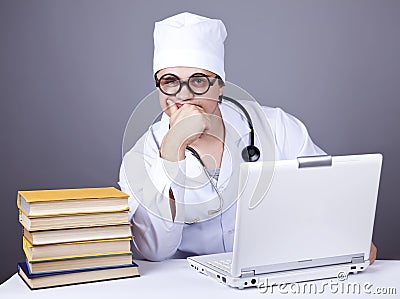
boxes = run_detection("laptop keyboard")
[207,259,232,272]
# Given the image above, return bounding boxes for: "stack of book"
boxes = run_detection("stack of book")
[16,187,139,289]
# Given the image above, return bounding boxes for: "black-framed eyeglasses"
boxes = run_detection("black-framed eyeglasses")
[155,73,220,96]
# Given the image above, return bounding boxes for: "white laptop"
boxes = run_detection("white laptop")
[187,153,383,289]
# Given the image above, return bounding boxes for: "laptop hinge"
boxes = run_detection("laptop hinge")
[297,155,332,168]
[241,270,255,278]
[351,255,365,264]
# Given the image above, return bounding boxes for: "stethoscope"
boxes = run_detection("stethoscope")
[184,95,260,224]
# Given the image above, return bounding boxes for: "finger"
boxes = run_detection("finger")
[167,99,178,115]
[369,242,377,264]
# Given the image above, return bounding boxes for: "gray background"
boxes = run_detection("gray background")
[0,0,399,284]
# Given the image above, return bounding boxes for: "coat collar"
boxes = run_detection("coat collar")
[219,101,251,144]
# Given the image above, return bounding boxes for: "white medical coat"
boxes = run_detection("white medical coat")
[118,101,325,261]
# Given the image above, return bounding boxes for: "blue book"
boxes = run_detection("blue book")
[18,261,139,290]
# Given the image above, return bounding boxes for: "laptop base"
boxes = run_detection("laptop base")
[187,254,370,289]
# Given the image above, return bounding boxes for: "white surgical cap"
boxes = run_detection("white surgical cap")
[153,12,227,81]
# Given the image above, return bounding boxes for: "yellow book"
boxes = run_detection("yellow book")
[23,224,132,245]
[17,187,129,216]
[19,210,130,231]
[23,236,132,261]
[26,253,134,274]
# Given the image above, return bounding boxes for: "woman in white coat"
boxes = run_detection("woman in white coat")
[118,12,377,263]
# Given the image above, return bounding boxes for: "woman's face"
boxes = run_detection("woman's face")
[156,66,224,117]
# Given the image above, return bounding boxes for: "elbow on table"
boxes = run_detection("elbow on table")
[132,237,178,262]
[137,246,178,262]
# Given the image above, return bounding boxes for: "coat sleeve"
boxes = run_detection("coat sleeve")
[264,107,326,159]
[118,129,186,261]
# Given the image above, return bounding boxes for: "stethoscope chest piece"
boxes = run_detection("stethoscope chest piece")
[241,145,260,162]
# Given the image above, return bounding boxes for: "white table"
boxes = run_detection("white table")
[1,260,399,299]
